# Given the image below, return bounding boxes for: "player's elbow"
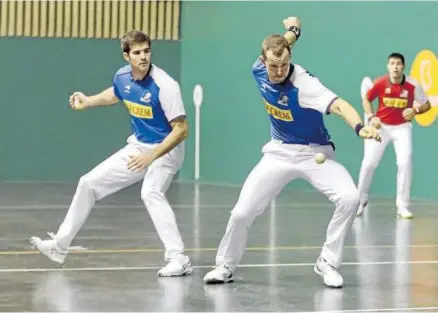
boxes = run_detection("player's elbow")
[423,101,431,112]
[180,124,189,140]
[176,121,189,141]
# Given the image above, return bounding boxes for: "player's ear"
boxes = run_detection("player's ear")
[123,52,130,63]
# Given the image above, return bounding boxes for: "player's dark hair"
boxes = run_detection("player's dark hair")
[388,52,405,65]
[262,34,291,60]
[121,30,151,54]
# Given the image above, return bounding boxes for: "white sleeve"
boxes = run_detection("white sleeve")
[159,81,186,122]
[414,83,429,105]
[295,70,338,114]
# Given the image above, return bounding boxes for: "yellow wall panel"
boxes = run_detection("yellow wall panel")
[79,0,88,38]
[119,0,127,38]
[15,0,24,36]
[39,0,47,37]
[103,0,111,39]
[111,0,119,39]
[165,1,172,40]
[126,0,134,34]
[71,0,79,38]
[31,1,40,37]
[0,0,180,40]
[63,1,72,38]
[95,0,103,39]
[149,1,158,40]
[47,0,56,37]
[7,0,16,36]
[134,0,142,31]
[56,1,63,37]
[141,1,150,36]
[23,1,32,37]
[157,1,165,40]
[0,1,9,37]
[172,0,180,40]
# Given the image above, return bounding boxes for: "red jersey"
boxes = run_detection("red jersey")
[366,74,428,125]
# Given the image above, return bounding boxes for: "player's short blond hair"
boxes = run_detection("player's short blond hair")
[262,34,291,60]
[121,30,151,54]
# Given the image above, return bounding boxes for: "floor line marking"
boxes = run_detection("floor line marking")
[1,201,436,210]
[2,244,438,255]
[1,260,438,273]
[307,306,438,313]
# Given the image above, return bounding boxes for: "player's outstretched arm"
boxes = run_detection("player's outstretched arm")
[282,17,301,47]
[69,87,119,110]
[330,98,381,141]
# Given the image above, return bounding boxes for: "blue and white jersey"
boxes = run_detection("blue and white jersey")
[112,64,186,144]
[252,57,338,145]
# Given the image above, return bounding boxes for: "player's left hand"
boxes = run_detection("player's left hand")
[403,108,416,121]
[127,152,155,172]
[359,126,381,142]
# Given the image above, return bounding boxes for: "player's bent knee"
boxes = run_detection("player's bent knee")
[141,188,165,206]
[77,175,93,192]
[76,174,100,199]
[337,189,360,212]
[229,209,254,226]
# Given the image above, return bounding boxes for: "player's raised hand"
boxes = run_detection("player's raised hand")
[359,126,381,142]
[283,16,301,30]
[369,116,382,129]
[69,92,88,110]
[402,108,416,121]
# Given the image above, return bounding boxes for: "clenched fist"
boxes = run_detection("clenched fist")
[359,126,381,142]
[69,92,88,110]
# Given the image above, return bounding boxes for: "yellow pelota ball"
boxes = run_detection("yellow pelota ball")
[315,153,326,164]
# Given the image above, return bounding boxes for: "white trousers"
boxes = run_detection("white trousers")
[215,140,359,270]
[54,135,186,261]
[357,122,412,210]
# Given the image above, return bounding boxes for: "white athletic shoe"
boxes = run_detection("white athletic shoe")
[157,254,193,277]
[356,201,368,217]
[397,208,413,219]
[314,257,343,288]
[29,236,68,265]
[203,264,234,284]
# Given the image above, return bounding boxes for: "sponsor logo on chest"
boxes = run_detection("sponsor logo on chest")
[264,100,293,121]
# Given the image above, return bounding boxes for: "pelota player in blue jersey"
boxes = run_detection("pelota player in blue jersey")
[203,17,381,288]
[30,30,193,277]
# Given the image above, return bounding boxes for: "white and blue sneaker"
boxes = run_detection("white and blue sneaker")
[203,264,234,284]
[314,257,343,288]
[29,235,68,265]
[157,254,193,277]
